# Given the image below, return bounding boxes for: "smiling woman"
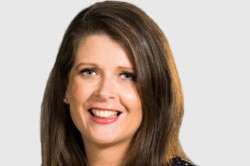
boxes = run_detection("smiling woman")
[41,1,195,166]
[65,34,142,154]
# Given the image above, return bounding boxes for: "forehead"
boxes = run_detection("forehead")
[75,34,133,67]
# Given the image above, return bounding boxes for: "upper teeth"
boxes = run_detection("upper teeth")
[91,109,118,118]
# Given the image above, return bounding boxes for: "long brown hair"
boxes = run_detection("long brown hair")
[41,1,188,165]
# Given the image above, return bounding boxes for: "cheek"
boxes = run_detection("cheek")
[123,86,141,106]
[126,94,141,111]
[67,78,92,103]
[67,80,92,132]
[123,88,142,118]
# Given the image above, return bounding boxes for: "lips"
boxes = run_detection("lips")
[90,109,119,118]
[89,108,121,124]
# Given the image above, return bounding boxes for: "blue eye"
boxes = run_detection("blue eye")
[80,68,97,76]
[121,72,136,81]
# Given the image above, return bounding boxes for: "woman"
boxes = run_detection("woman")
[41,1,195,166]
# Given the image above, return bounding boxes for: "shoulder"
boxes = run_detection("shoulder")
[171,156,196,166]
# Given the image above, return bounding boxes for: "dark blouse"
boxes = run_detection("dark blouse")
[171,156,195,166]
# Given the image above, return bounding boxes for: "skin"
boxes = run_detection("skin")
[66,34,142,166]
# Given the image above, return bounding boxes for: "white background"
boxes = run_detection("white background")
[0,1,249,165]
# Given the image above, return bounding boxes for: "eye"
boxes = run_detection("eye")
[120,72,136,81]
[80,68,97,76]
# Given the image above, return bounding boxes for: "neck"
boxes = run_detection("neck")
[84,141,129,166]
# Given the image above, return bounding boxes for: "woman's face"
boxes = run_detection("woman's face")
[66,34,142,148]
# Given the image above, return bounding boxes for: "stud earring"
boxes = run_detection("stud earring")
[63,98,69,104]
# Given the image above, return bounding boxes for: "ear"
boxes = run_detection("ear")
[63,98,69,104]
[64,88,70,104]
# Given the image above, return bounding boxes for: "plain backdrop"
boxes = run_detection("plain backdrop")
[0,1,249,165]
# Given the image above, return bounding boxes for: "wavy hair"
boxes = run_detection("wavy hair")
[41,1,188,165]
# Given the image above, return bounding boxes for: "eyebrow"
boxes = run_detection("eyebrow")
[75,62,134,71]
[74,62,97,71]
[117,66,135,72]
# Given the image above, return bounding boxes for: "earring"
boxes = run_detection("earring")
[63,98,69,104]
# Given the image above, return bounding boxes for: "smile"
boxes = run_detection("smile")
[89,108,122,124]
[90,109,121,118]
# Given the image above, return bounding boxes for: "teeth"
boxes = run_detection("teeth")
[91,109,118,118]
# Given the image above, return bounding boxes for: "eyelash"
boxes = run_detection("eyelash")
[120,72,136,81]
[80,68,97,76]
[79,68,136,81]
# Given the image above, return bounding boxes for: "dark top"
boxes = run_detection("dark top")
[171,156,195,166]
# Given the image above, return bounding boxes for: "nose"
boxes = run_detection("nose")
[94,76,116,100]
